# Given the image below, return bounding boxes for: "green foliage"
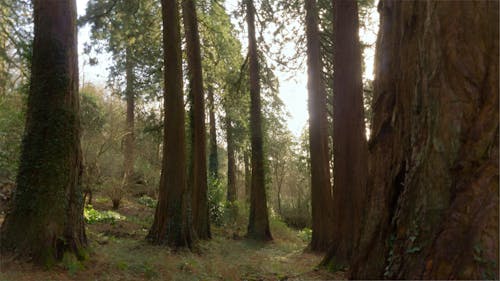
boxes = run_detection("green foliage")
[0,94,25,179]
[81,0,163,101]
[84,204,124,224]
[62,252,84,276]
[138,195,156,208]
[298,228,312,243]
[208,176,225,226]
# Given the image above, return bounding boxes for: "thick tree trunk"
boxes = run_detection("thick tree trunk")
[304,0,334,252]
[226,117,237,203]
[207,85,219,180]
[123,46,135,185]
[182,0,210,240]
[0,0,87,266]
[323,0,368,267]
[350,1,498,279]
[245,0,272,241]
[147,0,193,248]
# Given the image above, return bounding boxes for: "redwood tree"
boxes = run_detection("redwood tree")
[0,0,87,265]
[226,117,237,203]
[245,0,272,241]
[304,0,334,252]
[147,0,193,248]
[207,85,219,180]
[182,0,210,240]
[323,0,367,267]
[350,0,498,279]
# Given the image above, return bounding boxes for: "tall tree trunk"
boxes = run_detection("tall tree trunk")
[304,0,334,252]
[207,85,218,180]
[323,0,368,267]
[147,0,193,248]
[0,0,87,266]
[226,117,237,203]
[245,0,272,241]
[182,0,210,240]
[0,33,6,96]
[123,46,135,185]
[244,150,251,203]
[350,1,498,279]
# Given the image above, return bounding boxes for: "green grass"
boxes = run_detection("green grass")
[0,195,332,281]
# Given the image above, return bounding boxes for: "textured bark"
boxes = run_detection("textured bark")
[226,118,237,203]
[207,85,219,180]
[147,0,193,248]
[304,0,334,252]
[182,0,210,240]
[324,0,368,266]
[245,0,272,241]
[0,0,87,266]
[123,46,135,184]
[350,1,499,279]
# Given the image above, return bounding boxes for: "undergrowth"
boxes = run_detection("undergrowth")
[0,194,331,281]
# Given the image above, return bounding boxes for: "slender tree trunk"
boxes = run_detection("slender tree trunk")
[147,0,193,248]
[207,85,218,180]
[182,0,210,240]
[0,33,6,96]
[245,0,272,241]
[0,0,87,266]
[322,0,367,266]
[124,46,135,185]
[226,117,237,203]
[304,0,334,252]
[350,1,498,279]
[277,180,282,216]
[244,150,251,203]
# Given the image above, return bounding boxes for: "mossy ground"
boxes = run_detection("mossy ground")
[0,195,345,280]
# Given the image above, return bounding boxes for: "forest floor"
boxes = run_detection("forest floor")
[0,195,345,281]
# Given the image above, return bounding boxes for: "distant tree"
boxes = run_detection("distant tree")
[182,0,210,240]
[147,0,193,248]
[226,116,237,203]
[323,0,368,267]
[304,0,334,252]
[0,0,87,265]
[245,0,272,241]
[207,85,219,181]
[82,0,162,186]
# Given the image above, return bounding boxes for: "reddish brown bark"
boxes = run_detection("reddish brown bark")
[350,1,499,279]
[304,0,334,252]
[182,0,210,240]
[147,0,193,248]
[323,0,367,266]
[0,0,87,266]
[245,0,272,241]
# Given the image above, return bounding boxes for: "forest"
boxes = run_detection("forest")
[0,0,498,280]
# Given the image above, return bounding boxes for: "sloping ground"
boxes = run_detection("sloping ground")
[0,196,344,280]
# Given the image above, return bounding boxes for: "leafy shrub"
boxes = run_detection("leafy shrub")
[280,205,311,229]
[138,195,156,208]
[208,176,225,226]
[298,228,312,242]
[102,177,126,210]
[84,204,124,224]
